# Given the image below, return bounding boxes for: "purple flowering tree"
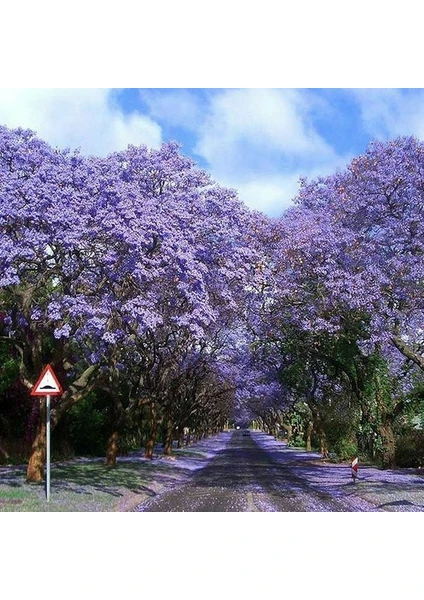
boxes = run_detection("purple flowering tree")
[294,137,424,369]
[0,126,262,478]
[254,137,424,464]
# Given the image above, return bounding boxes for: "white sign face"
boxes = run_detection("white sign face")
[31,364,63,396]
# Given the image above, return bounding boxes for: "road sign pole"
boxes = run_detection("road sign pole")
[46,395,51,502]
[31,365,63,502]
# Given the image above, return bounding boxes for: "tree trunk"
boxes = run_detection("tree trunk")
[315,418,329,457]
[145,402,158,459]
[106,430,119,467]
[26,399,46,483]
[379,421,396,468]
[319,431,329,458]
[282,422,292,445]
[163,418,174,456]
[305,420,313,451]
[177,428,184,449]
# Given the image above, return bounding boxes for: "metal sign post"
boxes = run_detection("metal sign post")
[31,365,63,502]
[46,394,51,502]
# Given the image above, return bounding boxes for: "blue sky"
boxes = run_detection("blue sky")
[1,88,424,217]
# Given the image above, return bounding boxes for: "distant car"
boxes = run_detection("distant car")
[242,430,250,437]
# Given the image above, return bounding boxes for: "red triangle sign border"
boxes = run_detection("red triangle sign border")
[31,364,63,396]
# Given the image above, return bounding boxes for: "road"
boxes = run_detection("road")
[136,429,361,512]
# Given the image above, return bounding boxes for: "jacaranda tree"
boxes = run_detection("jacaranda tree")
[0,126,261,480]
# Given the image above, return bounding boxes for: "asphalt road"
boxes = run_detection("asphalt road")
[136,429,354,512]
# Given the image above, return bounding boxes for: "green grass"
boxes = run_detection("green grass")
[0,456,195,512]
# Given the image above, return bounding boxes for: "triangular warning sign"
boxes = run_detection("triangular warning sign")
[31,364,63,396]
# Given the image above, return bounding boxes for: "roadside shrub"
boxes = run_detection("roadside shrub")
[332,438,358,461]
[56,393,110,457]
[289,433,306,448]
[0,437,31,465]
[118,426,145,455]
[395,431,424,468]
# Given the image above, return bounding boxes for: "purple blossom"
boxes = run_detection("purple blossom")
[54,323,72,339]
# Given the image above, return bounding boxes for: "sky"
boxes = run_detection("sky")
[2,88,424,217]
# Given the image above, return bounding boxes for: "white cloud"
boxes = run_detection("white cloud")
[0,89,162,155]
[139,89,206,130]
[350,89,424,141]
[195,89,336,171]
[226,174,302,217]
[191,89,347,215]
[225,153,353,217]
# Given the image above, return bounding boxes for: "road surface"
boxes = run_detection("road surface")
[136,429,363,512]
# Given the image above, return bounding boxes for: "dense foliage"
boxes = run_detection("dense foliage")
[1,126,423,474]
[247,137,424,467]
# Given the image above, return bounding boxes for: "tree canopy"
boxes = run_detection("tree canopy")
[1,126,423,474]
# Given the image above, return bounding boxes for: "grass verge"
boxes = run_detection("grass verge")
[0,452,199,512]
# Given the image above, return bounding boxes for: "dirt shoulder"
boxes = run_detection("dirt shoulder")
[253,433,424,512]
